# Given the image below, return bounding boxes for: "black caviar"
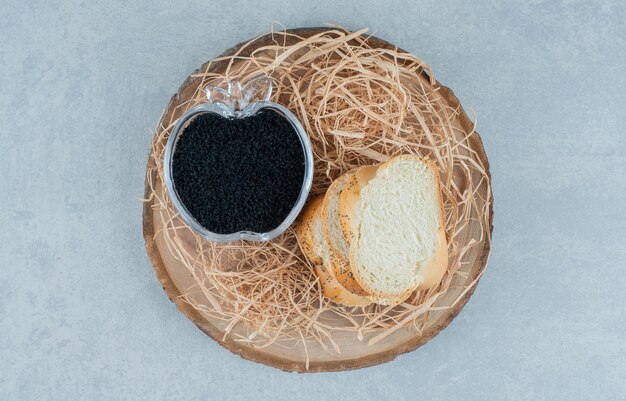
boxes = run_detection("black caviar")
[172,109,305,234]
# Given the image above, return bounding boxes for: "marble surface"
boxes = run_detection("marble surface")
[1,1,624,400]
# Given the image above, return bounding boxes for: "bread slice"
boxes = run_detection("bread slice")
[338,165,411,305]
[321,174,370,296]
[295,196,371,307]
[348,155,448,298]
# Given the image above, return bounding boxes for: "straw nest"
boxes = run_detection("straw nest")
[144,26,492,370]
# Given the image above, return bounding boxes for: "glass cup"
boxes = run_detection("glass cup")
[163,75,314,242]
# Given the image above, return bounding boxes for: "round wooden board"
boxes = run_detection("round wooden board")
[143,28,493,372]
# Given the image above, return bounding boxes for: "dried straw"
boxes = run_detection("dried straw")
[145,27,491,364]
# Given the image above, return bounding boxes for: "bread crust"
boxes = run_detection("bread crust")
[294,195,325,264]
[314,261,372,307]
[416,228,448,291]
[321,174,370,296]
